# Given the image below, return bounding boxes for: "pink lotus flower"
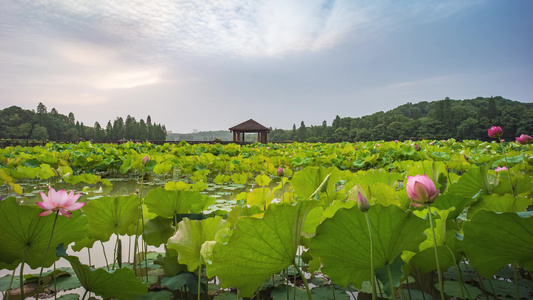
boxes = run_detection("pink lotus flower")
[357,191,370,212]
[37,188,85,218]
[277,166,285,177]
[516,134,533,145]
[142,154,150,165]
[406,175,439,207]
[495,166,507,172]
[488,126,503,138]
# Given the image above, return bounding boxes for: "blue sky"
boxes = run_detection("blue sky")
[1,0,532,133]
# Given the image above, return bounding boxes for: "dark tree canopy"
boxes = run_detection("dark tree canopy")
[0,104,167,142]
[268,96,533,143]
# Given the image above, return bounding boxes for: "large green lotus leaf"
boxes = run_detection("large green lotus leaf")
[143,216,175,247]
[207,201,313,297]
[63,255,148,298]
[409,244,458,273]
[71,236,97,252]
[459,210,533,277]
[246,187,274,210]
[356,183,402,207]
[430,193,477,220]
[167,216,230,272]
[291,166,341,199]
[119,157,133,174]
[448,165,495,197]
[492,174,532,196]
[144,187,213,217]
[0,198,87,269]
[83,195,139,242]
[352,168,404,187]
[467,194,532,218]
[309,204,428,288]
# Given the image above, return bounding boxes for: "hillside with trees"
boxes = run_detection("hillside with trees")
[268,96,533,143]
[0,102,167,141]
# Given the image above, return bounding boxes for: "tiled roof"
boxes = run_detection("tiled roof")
[229,119,270,132]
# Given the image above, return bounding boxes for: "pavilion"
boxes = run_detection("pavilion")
[229,119,270,143]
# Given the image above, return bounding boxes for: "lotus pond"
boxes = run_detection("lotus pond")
[0,139,532,299]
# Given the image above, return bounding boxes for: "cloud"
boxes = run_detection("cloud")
[6,0,374,58]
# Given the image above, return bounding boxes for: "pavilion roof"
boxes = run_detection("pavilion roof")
[229,119,270,132]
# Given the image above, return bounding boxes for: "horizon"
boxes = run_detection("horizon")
[1,1,532,133]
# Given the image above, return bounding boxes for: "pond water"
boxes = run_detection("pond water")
[0,176,265,298]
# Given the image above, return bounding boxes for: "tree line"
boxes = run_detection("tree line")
[268,96,533,143]
[0,102,167,141]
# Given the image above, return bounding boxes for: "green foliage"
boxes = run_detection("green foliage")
[167,216,229,272]
[63,255,148,298]
[459,210,533,277]
[207,201,314,297]
[83,195,140,242]
[309,204,428,288]
[0,198,87,268]
[144,188,214,217]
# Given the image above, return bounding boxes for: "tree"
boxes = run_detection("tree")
[297,121,307,142]
[68,112,75,125]
[37,102,47,114]
[138,119,147,141]
[32,125,49,141]
[113,117,125,140]
[94,122,105,140]
[332,115,341,129]
[105,121,113,140]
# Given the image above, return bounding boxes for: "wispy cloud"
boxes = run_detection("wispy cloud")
[5,0,376,58]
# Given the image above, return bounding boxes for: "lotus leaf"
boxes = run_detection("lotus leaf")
[63,255,148,298]
[309,204,428,288]
[0,198,87,268]
[83,195,139,242]
[459,210,533,277]
[167,216,229,272]
[207,201,313,297]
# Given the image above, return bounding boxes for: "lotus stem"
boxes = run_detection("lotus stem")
[21,244,29,300]
[198,253,202,300]
[499,138,516,199]
[36,211,60,299]
[286,268,289,300]
[294,260,312,300]
[6,268,15,300]
[53,261,57,300]
[444,245,469,300]
[100,241,109,270]
[405,274,412,300]
[112,227,119,270]
[365,212,377,300]
[81,290,88,300]
[386,263,397,300]
[513,263,520,300]
[427,203,445,300]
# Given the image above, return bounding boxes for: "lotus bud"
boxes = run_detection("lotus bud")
[406,174,439,206]
[142,155,150,166]
[414,144,421,151]
[487,126,503,138]
[277,166,285,177]
[516,134,533,145]
[357,191,370,212]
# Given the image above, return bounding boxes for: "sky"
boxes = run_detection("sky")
[1,0,532,133]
